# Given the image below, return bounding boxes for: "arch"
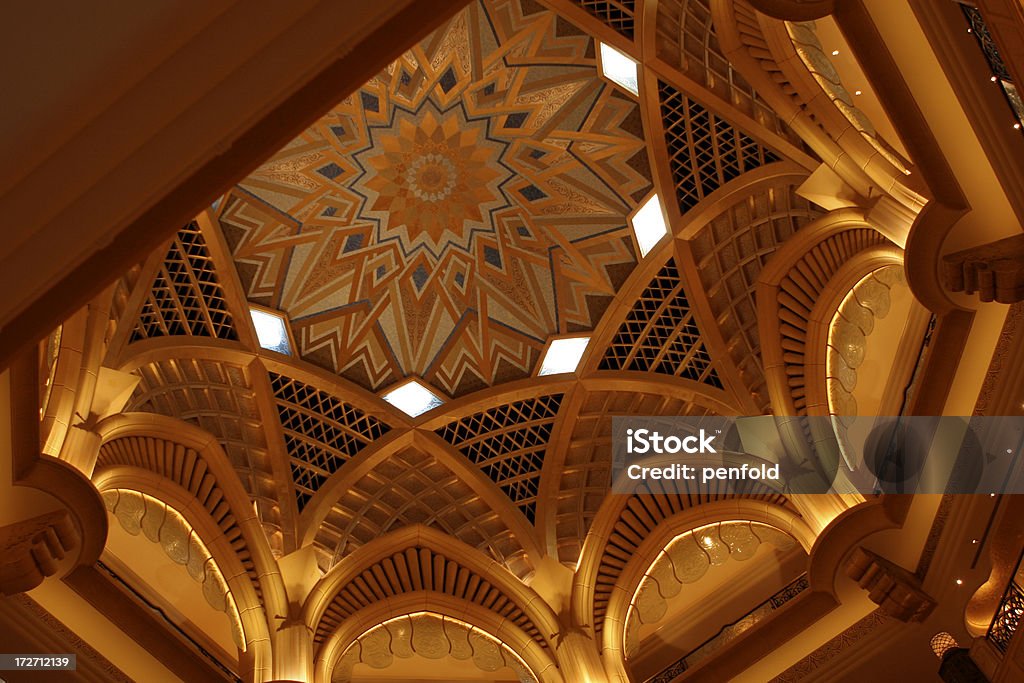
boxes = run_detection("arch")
[598,512,808,679]
[536,376,743,564]
[571,498,811,650]
[756,209,901,417]
[304,526,562,659]
[95,413,289,628]
[114,339,412,429]
[315,597,563,683]
[92,467,272,681]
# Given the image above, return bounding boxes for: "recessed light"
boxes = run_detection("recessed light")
[630,194,669,257]
[382,379,444,417]
[250,308,292,354]
[972,539,978,544]
[539,336,590,376]
[854,90,863,96]
[992,76,998,82]
[831,49,840,56]
[956,579,963,586]
[599,42,639,96]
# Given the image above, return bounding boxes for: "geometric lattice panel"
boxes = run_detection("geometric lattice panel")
[690,183,821,412]
[658,81,781,215]
[571,0,636,39]
[269,372,390,512]
[314,447,533,578]
[600,259,722,387]
[131,222,237,342]
[654,0,798,146]
[435,395,563,524]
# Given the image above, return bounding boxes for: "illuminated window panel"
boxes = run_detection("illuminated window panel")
[382,379,445,418]
[538,336,590,376]
[250,308,292,355]
[630,194,669,257]
[599,42,639,96]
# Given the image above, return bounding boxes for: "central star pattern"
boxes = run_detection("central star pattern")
[357,106,511,252]
[222,0,654,396]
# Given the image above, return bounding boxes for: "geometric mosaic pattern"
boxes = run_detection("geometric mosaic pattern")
[131,222,237,343]
[314,447,533,578]
[269,372,390,512]
[690,183,822,412]
[600,259,722,387]
[658,81,780,215]
[571,0,637,39]
[220,0,651,397]
[436,394,563,524]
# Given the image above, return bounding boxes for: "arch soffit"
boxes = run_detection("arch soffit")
[754,210,905,414]
[314,593,563,683]
[114,339,413,429]
[303,525,561,650]
[574,497,812,601]
[94,411,289,616]
[91,468,271,652]
[596,502,812,655]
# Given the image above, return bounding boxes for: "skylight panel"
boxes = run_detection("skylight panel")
[599,43,639,96]
[382,379,444,418]
[538,336,590,376]
[630,194,669,257]
[250,308,292,355]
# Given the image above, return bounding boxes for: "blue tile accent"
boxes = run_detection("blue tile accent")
[343,234,364,253]
[519,185,547,201]
[412,264,430,289]
[505,112,527,128]
[439,67,457,93]
[484,246,502,268]
[318,163,344,180]
[360,91,380,113]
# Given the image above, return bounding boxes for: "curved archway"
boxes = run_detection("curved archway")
[92,468,273,681]
[316,598,562,683]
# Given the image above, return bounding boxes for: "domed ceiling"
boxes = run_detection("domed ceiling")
[219,0,653,397]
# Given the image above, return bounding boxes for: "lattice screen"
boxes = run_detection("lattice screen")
[654,0,796,145]
[658,81,780,214]
[435,395,563,524]
[269,372,390,512]
[601,259,721,387]
[131,222,237,342]
[571,0,636,38]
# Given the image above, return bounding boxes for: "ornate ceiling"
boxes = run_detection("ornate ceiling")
[219,0,652,397]
[39,0,942,680]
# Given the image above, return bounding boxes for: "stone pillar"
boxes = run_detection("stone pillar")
[552,628,608,682]
[272,619,315,683]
